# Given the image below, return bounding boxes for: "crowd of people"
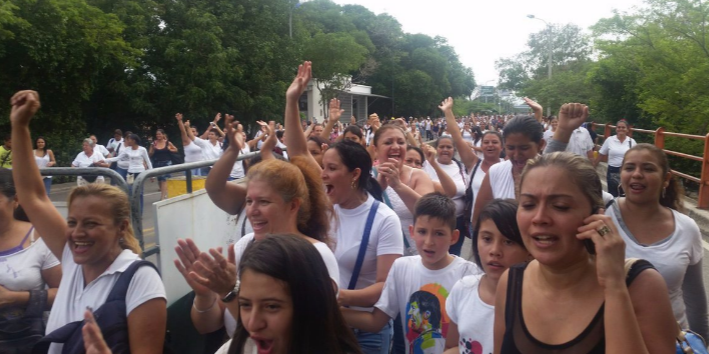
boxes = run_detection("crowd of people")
[0,59,706,354]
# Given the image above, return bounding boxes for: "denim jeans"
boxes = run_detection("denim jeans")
[115,166,128,182]
[354,320,392,354]
[449,215,467,256]
[607,165,622,197]
[43,177,52,195]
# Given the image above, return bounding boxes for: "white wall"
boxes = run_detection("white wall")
[154,188,241,305]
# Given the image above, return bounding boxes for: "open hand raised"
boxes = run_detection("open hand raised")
[286,61,312,101]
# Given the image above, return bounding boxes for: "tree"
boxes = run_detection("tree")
[302,32,370,116]
[0,0,139,167]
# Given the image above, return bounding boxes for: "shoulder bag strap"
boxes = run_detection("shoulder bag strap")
[468,160,482,191]
[347,200,380,290]
[105,260,159,302]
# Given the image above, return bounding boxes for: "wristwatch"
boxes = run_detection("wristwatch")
[221,280,240,303]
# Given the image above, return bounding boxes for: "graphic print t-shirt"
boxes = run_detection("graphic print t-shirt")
[446,274,494,354]
[375,256,480,354]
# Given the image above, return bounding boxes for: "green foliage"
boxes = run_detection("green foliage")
[0,0,474,164]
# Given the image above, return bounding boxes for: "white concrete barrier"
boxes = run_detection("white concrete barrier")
[154,188,241,305]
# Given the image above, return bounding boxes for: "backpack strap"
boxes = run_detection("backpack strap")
[105,260,159,303]
[347,200,380,290]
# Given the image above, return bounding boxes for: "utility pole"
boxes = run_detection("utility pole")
[527,14,553,116]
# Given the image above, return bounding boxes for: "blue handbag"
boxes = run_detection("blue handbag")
[677,325,708,354]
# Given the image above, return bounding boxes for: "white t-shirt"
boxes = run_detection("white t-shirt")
[375,256,480,354]
[107,138,122,152]
[0,232,59,293]
[333,195,403,310]
[488,160,515,199]
[113,142,129,169]
[599,135,636,167]
[446,275,494,354]
[474,139,483,160]
[423,161,466,216]
[183,141,205,164]
[468,162,491,223]
[106,147,152,174]
[607,202,702,328]
[46,245,166,354]
[72,151,107,183]
[194,138,223,161]
[543,129,554,142]
[94,144,110,158]
[565,128,594,158]
[224,233,340,336]
[229,145,251,179]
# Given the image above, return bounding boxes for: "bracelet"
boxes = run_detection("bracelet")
[192,296,217,313]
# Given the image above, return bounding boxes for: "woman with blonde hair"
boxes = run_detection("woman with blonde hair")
[9,90,167,354]
[177,108,338,341]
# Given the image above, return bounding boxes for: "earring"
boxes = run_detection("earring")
[351,179,357,190]
[119,237,125,244]
[662,187,666,199]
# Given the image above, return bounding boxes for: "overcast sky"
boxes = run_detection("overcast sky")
[331,0,646,85]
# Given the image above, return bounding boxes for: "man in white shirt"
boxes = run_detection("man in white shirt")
[106,129,123,156]
[565,127,595,159]
[90,135,110,158]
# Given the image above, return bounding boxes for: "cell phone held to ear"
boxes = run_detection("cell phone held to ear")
[583,208,604,255]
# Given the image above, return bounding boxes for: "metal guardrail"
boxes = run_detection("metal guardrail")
[38,167,130,194]
[591,122,709,208]
[130,152,260,258]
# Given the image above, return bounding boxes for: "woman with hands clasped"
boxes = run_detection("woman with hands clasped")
[175,63,340,340]
[373,122,435,255]
[9,91,166,354]
[494,152,676,354]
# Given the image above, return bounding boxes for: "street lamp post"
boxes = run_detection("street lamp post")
[527,14,552,116]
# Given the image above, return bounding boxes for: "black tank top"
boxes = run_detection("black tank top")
[152,141,172,162]
[500,260,654,354]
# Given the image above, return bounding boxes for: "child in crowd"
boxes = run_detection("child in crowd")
[443,199,530,354]
[343,193,480,353]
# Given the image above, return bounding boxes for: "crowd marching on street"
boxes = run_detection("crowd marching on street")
[0,61,706,354]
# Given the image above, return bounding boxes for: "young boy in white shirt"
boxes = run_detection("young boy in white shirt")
[343,193,480,354]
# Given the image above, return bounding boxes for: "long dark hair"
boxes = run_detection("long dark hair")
[329,140,383,201]
[35,136,48,153]
[229,235,362,354]
[622,143,684,212]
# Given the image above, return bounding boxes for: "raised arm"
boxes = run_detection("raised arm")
[472,174,493,226]
[256,120,277,160]
[545,103,589,154]
[321,98,343,143]
[176,114,192,146]
[205,116,247,215]
[423,144,457,198]
[9,91,67,260]
[285,61,321,170]
[523,97,544,123]
[438,97,478,170]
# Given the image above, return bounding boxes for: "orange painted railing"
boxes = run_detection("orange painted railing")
[591,122,709,209]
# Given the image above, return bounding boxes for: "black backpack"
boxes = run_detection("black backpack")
[32,260,159,354]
